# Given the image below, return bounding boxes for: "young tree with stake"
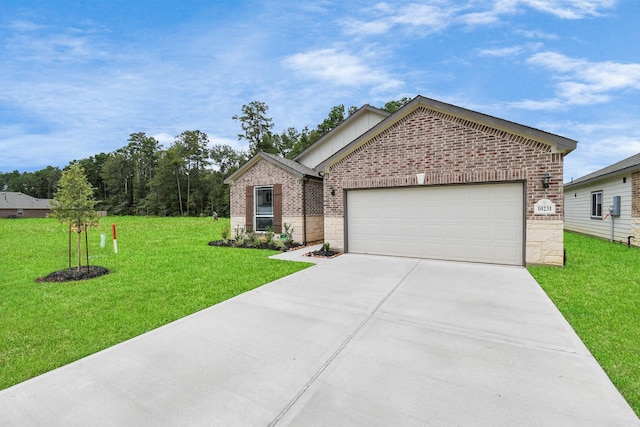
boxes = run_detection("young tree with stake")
[49,163,99,272]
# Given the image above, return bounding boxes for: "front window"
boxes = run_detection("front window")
[591,191,603,218]
[255,186,273,231]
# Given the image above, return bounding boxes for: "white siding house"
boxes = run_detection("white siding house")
[564,153,640,246]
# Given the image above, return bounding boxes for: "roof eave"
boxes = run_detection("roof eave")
[316,95,578,172]
[564,164,640,188]
[223,152,320,185]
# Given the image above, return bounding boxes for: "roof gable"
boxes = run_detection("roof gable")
[294,104,390,169]
[223,151,321,184]
[316,95,578,172]
[565,152,640,188]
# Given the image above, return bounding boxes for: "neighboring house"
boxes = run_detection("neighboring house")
[225,95,577,266]
[564,153,640,246]
[0,192,52,218]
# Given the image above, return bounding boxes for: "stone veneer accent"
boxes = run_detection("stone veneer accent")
[324,106,566,266]
[526,220,564,265]
[229,158,323,243]
[632,218,640,248]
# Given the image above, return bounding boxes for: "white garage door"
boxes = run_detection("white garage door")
[346,183,524,265]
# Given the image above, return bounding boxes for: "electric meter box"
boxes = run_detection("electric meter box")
[611,196,621,216]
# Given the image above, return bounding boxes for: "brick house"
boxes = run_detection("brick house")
[564,153,640,246]
[225,96,577,266]
[225,152,324,243]
[0,192,52,218]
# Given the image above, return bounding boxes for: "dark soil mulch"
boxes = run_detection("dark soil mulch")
[208,240,304,251]
[304,249,341,258]
[36,266,110,283]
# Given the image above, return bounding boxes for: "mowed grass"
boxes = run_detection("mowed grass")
[528,231,640,417]
[0,217,312,390]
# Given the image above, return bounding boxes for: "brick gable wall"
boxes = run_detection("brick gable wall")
[229,158,324,243]
[230,159,303,217]
[323,106,565,265]
[325,107,563,219]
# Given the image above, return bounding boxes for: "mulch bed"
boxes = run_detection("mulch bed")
[304,249,341,258]
[208,240,341,258]
[208,240,304,251]
[36,266,110,283]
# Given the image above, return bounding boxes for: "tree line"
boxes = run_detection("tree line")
[1,98,410,217]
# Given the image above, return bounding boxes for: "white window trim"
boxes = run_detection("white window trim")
[254,186,274,232]
[591,190,603,219]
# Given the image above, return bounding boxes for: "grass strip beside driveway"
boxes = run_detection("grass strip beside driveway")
[528,231,640,418]
[0,217,312,390]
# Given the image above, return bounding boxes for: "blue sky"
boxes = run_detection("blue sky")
[1,0,638,182]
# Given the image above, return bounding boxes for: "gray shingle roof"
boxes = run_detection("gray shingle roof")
[259,152,321,178]
[565,152,640,188]
[0,192,52,209]
[223,151,321,184]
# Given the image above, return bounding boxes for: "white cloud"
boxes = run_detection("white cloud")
[343,0,617,37]
[516,28,560,39]
[520,0,617,19]
[342,2,457,36]
[4,20,108,64]
[479,46,524,57]
[508,98,564,110]
[514,52,640,109]
[282,48,403,90]
[477,43,542,57]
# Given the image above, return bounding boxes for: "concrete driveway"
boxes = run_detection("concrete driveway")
[1,252,638,426]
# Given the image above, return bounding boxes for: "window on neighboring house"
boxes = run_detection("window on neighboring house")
[591,191,603,218]
[255,186,273,231]
[17,208,23,217]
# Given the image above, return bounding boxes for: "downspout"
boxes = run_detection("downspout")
[302,178,307,245]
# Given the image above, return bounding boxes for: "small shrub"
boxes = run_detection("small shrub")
[265,226,275,244]
[234,225,246,247]
[322,242,330,252]
[246,229,261,248]
[221,226,230,243]
[283,223,294,245]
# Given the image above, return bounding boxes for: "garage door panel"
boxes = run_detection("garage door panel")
[347,183,523,265]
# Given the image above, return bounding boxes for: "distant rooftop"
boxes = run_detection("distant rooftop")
[0,192,52,209]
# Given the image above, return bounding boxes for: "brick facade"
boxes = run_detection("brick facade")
[229,158,323,243]
[0,209,51,218]
[323,106,565,265]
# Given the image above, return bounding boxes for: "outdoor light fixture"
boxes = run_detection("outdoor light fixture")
[329,186,336,196]
[542,172,550,189]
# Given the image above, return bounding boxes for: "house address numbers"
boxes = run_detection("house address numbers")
[534,198,556,215]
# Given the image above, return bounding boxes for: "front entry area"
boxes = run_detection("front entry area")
[346,182,525,265]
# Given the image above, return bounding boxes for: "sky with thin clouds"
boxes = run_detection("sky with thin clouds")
[1,0,638,182]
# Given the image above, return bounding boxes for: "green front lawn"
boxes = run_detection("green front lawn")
[2,220,638,418]
[529,231,640,417]
[0,217,312,390]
